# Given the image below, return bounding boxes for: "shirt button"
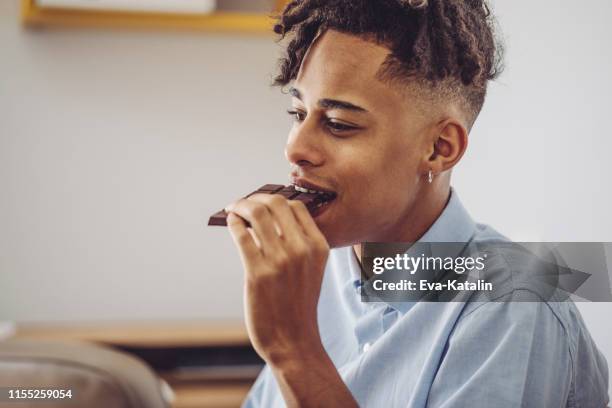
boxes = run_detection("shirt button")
[363,342,371,353]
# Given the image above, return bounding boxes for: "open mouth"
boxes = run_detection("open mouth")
[293,184,333,196]
[291,182,337,217]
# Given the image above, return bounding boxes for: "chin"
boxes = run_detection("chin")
[314,209,364,248]
[318,226,355,249]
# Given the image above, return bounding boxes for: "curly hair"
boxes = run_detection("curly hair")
[272,0,504,129]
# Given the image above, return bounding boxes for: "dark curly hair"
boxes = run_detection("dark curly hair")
[273,0,504,129]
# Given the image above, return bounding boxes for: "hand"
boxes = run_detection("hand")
[225,193,330,365]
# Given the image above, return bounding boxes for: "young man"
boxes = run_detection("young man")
[224,1,609,406]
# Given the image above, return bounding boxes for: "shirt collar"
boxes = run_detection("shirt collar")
[417,188,476,244]
[348,188,477,314]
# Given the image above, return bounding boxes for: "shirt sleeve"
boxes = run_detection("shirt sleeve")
[241,365,270,408]
[427,292,572,408]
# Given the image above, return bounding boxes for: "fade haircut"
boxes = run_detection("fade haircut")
[273,0,504,130]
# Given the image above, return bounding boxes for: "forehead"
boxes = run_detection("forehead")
[295,30,404,110]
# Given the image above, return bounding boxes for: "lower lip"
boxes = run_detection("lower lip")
[310,198,335,219]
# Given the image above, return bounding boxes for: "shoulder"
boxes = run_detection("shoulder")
[456,219,611,407]
[457,294,609,407]
[460,225,594,348]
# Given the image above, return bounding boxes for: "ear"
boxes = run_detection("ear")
[424,118,468,176]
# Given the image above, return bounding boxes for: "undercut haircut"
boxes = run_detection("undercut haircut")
[273,0,504,130]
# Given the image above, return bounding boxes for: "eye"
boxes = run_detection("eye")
[326,119,359,134]
[287,109,306,122]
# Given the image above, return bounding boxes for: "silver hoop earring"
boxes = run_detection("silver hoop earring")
[428,170,434,184]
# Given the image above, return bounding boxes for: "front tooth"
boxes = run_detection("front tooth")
[294,185,326,194]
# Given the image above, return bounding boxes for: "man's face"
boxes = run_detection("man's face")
[286,30,436,248]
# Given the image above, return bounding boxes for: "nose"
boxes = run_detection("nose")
[284,122,325,168]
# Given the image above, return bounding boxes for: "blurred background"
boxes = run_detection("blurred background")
[1,0,611,396]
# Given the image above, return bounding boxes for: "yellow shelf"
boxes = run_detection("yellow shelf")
[21,0,288,33]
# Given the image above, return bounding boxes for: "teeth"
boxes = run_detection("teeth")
[294,185,325,195]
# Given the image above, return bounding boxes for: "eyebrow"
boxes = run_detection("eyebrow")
[289,87,368,113]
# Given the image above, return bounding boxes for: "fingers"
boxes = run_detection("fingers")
[287,200,328,249]
[246,194,303,240]
[226,194,329,262]
[225,196,282,256]
[227,212,262,266]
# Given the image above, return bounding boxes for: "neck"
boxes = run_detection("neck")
[352,182,451,263]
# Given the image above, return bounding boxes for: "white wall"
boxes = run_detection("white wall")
[1,0,611,388]
[0,0,290,321]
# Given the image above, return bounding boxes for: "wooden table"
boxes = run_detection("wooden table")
[13,320,259,408]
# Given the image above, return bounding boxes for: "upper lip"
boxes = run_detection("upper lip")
[290,177,336,195]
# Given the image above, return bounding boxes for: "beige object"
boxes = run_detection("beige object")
[11,321,256,408]
[0,339,171,408]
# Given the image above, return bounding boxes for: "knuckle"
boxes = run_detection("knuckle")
[248,193,267,200]
[249,204,267,219]
[226,212,239,225]
[288,199,305,210]
[268,194,286,206]
[237,231,251,245]
[225,199,243,213]
[249,193,270,203]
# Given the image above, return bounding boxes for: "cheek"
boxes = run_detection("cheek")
[340,157,407,215]
[389,136,425,191]
[367,139,421,188]
[354,141,422,212]
[332,130,421,207]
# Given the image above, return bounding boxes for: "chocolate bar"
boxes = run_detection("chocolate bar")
[208,184,336,227]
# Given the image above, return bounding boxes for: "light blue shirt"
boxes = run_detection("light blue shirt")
[242,189,609,407]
